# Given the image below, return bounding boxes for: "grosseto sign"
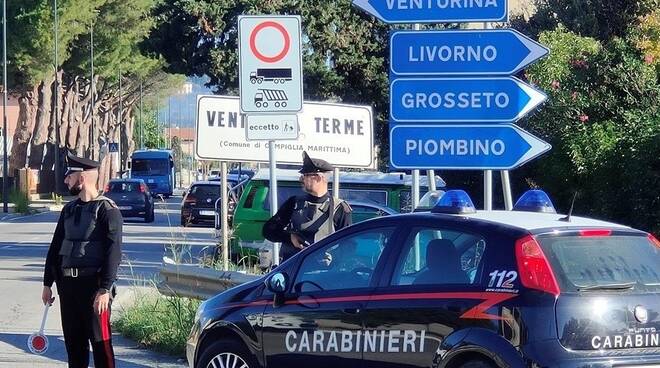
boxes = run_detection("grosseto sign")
[195,95,374,168]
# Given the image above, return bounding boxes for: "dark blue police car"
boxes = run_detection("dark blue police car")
[187,190,660,368]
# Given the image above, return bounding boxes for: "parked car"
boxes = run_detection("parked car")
[189,189,660,368]
[347,200,398,223]
[181,181,239,227]
[103,178,155,222]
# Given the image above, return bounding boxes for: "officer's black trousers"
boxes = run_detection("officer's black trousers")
[57,275,115,368]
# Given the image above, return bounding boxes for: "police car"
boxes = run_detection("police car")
[187,190,660,368]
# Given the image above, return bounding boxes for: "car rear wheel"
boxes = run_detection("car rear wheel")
[198,341,256,368]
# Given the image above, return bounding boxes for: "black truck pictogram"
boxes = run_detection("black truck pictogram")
[250,68,293,84]
[254,89,288,108]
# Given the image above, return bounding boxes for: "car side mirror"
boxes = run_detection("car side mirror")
[266,272,287,294]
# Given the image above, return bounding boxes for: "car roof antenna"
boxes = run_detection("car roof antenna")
[559,192,578,222]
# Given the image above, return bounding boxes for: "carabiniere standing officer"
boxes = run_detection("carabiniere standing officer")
[41,152,123,368]
[263,151,352,262]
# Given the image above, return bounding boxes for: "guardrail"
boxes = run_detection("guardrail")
[157,263,261,300]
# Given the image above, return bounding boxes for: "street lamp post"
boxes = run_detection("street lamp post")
[90,21,95,160]
[2,0,8,213]
[156,94,160,149]
[168,96,171,148]
[139,80,143,149]
[118,68,123,176]
[53,0,62,193]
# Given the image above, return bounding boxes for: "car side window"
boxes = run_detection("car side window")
[294,227,395,293]
[391,227,486,286]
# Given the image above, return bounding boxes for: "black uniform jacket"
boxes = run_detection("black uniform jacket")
[43,198,123,291]
[262,193,352,248]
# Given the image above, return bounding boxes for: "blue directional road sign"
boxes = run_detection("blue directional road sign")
[391,29,549,76]
[390,124,551,170]
[390,77,547,123]
[352,0,507,23]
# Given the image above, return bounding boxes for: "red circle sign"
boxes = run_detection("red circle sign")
[249,21,290,63]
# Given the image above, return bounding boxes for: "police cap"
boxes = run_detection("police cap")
[65,151,100,176]
[299,151,334,174]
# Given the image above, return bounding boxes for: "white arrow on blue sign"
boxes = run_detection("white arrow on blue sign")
[390,29,549,76]
[352,0,507,23]
[390,76,547,123]
[390,124,551,170]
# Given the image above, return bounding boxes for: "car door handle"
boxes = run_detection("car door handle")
[342,307,361,315]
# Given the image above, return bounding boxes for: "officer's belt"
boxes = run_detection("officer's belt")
[61,267,99,278]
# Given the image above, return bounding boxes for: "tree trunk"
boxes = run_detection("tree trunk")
[28,78,55,169]
[9,71,139,191]
[9,86,39,173]
[65,79,81,149]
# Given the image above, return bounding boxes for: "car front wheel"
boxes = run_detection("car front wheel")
[197,341,256,368]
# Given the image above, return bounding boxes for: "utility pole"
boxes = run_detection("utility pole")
[53,0,62,193]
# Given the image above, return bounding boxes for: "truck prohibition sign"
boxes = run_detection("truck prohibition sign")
[250,68,293,84]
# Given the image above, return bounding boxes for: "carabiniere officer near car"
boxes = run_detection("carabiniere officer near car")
[263,151,352,262]
[41,152,123,368]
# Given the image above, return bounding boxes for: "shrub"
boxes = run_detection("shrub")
[9,190,30,214]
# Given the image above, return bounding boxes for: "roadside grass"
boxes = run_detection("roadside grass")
[113,286,200,356]
[114,195,263,356]
[9,190,30,214]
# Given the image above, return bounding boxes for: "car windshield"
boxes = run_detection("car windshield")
[190,185,221,200]
[538,235,660,289]
[132,159,169,176]
[108,182,141,193]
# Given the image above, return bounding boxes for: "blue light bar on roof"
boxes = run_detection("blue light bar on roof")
[513,190,557,213]
[431,190,477,215]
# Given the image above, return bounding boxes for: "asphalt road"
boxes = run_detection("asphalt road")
[0,197,217,367]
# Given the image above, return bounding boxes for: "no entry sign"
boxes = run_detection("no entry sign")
[238,16,303,114]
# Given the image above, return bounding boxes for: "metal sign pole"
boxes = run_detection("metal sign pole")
[411,22,421,212]
[269,141,279,266]
[484,170,493,210]
[412,170,420,211]
[501,170,513,210]
[332,168,339,199]
[221,161,229,270]
[427,170,436,191]
[482,21,493,211]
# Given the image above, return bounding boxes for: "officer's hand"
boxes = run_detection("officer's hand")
[290,234,304,250]
[94,292,110,315]
[42,286,55,306]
